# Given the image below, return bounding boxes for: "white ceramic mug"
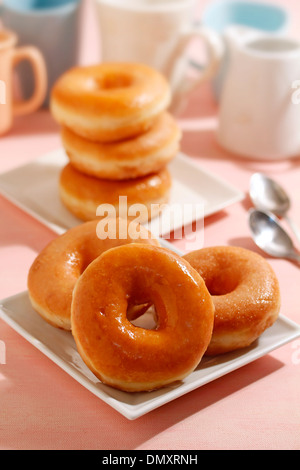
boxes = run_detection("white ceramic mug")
[217,28,300,160]
[93,0,223,112]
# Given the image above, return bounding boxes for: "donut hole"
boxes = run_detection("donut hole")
[77,254,97,277]
[130,304,158,330]
[98,73,133,90]
[124,267,176,331]
[205,272,239,296]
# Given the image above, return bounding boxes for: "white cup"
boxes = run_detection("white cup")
[93,0,223,112]
[217,28,300,160]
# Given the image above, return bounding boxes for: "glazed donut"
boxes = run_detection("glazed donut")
[71,244,215,392]
[59,163,172,223]
[183,246,281,356]
[61,112,181,180]
[27,218,160,331]
[51,63,171,143]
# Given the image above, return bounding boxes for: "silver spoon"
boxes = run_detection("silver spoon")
[248,209,300,264]
[249,172,300,245]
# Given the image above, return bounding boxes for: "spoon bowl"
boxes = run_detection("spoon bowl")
[248,209,300,264]
[249,173,300,244]
[250,172,290,216]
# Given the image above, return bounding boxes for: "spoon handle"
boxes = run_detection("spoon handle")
[284,216,300,246]
[288,252,300,266]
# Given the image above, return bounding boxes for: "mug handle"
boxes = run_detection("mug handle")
[167,25,224,111]
[12,46,47,116]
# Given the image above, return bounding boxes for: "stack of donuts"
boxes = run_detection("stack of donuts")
[50,63,182,223]
[27,218,281,393]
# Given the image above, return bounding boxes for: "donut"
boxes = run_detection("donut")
[71,244,215,392]
[61,112,181,180]
[50,63,171,143]
[59,163,172,223]
[183,246,281,356]
[27,218,160,331]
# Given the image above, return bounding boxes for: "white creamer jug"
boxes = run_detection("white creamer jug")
[217,26,300,160]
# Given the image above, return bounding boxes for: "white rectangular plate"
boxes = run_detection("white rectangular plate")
[1,288,299,420]
[0,149,244,237]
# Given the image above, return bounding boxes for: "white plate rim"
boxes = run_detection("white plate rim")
[0,149,245,237]
[0,287,299,420]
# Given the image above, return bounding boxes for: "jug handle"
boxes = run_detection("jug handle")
[167,25,224,112]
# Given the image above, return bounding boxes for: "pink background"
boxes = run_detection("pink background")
[0,0,299,450]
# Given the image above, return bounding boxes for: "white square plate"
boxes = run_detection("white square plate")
[1,287,299,420]
[0,149,244,237]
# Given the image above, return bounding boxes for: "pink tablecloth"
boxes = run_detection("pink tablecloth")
[0,0,299,450]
